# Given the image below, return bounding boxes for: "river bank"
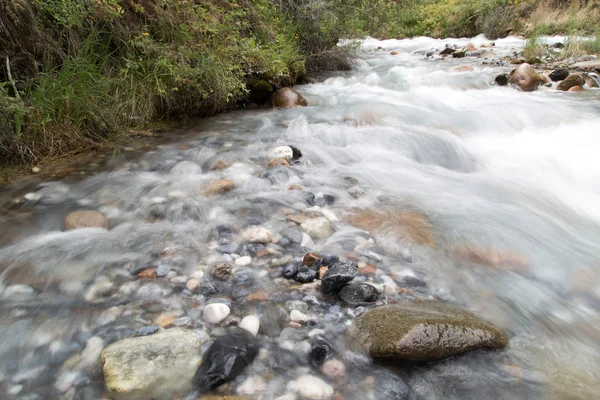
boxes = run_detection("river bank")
[1,35,599,400]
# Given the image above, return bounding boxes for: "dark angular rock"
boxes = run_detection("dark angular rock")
[321,254,340,267]
[452,51,466,58]
[283,261,301,279]
[212,263,233,281]
[295,266,318,283]
[136,325,159,337]
[339,282,381,305]
[440,47,454,56]
[304,192,316,206]
[193,329,259,392]
[549,68,569,82]
[495,74,508,86]
[234,270,255,287]
[321,261,359,295]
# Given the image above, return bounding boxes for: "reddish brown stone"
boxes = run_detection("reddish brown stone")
[319,267,329,280]
[390,51,399,55]
[286,214,305,225]
[247,291,269,301]
[303,252,322,266]
[289,184,302,191]
[136,268,157,279]
[455,246,529,272]
[359,264,377,275]
[268,158,289,168]
[204,179,235,196]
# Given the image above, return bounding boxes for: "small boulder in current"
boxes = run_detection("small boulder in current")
[321,261,358,295]
[193,329,259,392]
[339,282,381,305]
[64,210,108,230]
[508,63,543,92]
[348,301,507,362]
[272,88,307,108]
[557,73,586,91]
[549,68,569,82]
[101,328,205,395]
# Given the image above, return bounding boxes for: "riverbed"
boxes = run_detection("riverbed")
[1,36,599,400]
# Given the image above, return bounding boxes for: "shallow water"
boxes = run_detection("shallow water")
[1,35,600,399]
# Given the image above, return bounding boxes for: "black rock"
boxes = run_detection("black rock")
[552,42,565,49]
[217,225,235,238]
[260,306,288,336]
[549,68,569,82]
[193,329,259,392]
[295,266,318,283]
[321,254,340,267]
[314,193,336,207]
[196,281,225,296]
[289,145,303,162]
[218,238,239,254]
[283,261,301,279]
[452,50,466,58]
[373,369,410,400]
[402,276,427,287]
[339,282,381,305]
[321,261,359,295]
[495,74,508,86]
[304,192,316,206]
[440,47,454,56]
[308,341,333,369]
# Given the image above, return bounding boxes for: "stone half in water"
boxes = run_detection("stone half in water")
[348,302,507,362]
[193,329,259,393]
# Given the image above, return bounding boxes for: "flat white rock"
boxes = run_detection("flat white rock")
[239,315,260,336]
[203,303,230,324]
[301,217,332,240]
[290,309,309,323]
[235,256,252,266]
[242,226,273,244]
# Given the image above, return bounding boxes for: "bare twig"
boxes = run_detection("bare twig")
[5,55,20,99]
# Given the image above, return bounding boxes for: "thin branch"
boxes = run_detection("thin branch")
[5,55,20,99]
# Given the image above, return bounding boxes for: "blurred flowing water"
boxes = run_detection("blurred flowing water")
[1,36,599,399]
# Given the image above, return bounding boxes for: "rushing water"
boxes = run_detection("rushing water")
[1,35,600,400]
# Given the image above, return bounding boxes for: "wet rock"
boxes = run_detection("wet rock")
[290,145,303,162]
[557,73,586,91]
[495,74,508,86]
[452,51,466,58]
[455,246,529,272]
[136,268,157,279]
[286,300,309,313]
[321,261,359,295]
[193,329,259,392]
[453,65,474,72]
[322,254,339,267]
[204,178,235,196]
[235,256,252,266]
[570,60,600,70]
[269,158,290,168]
[347,210,435,247]
[101,328,205,395]
[171,161,202,175]
[313,193,336,207]
[303,252,322,267]
[391,51,399,55]
[260,307,288,336]
[295,266,318,283]
[339,282,381,305]
[440,47,454,56]
[508,63,543,92]
[242,226,273,244]
[64,210,108,230]
[212,263,233,281]
[271,146,294,161]
[586,75,600,88]
[321,359,346,381]
[3,284,35,300]
[237,375,267,397]
[308,341,333,368]
[155,264,171,277]
[290,309,309,323]
[290,375,333,400]
[272,88,308,108]
[239,315,260,336]
[204,303,231,324]
[373,369,410,400]
[301,217,332,240]
[186,278,201,292]
[135,325,159,337]
[549,68,569,82]
[568,85,584,92]
[260,167,291,184]
[283,261,301,279]
[348,302,507,361]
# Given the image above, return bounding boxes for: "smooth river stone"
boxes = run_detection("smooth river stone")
[348,302,507,362]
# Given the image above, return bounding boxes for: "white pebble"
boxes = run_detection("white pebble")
[290,375,333,400]
[203,303,230,324]
[235,256,252,266]
[190,270,205,279]
[24,193,41,201]
[3,284,35,299]
[242,226,273,244]
[290,309,308,323]
[271,146,294,161]
[321,359,346,381]
[239,315,260,336]
[301,217,332,240]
